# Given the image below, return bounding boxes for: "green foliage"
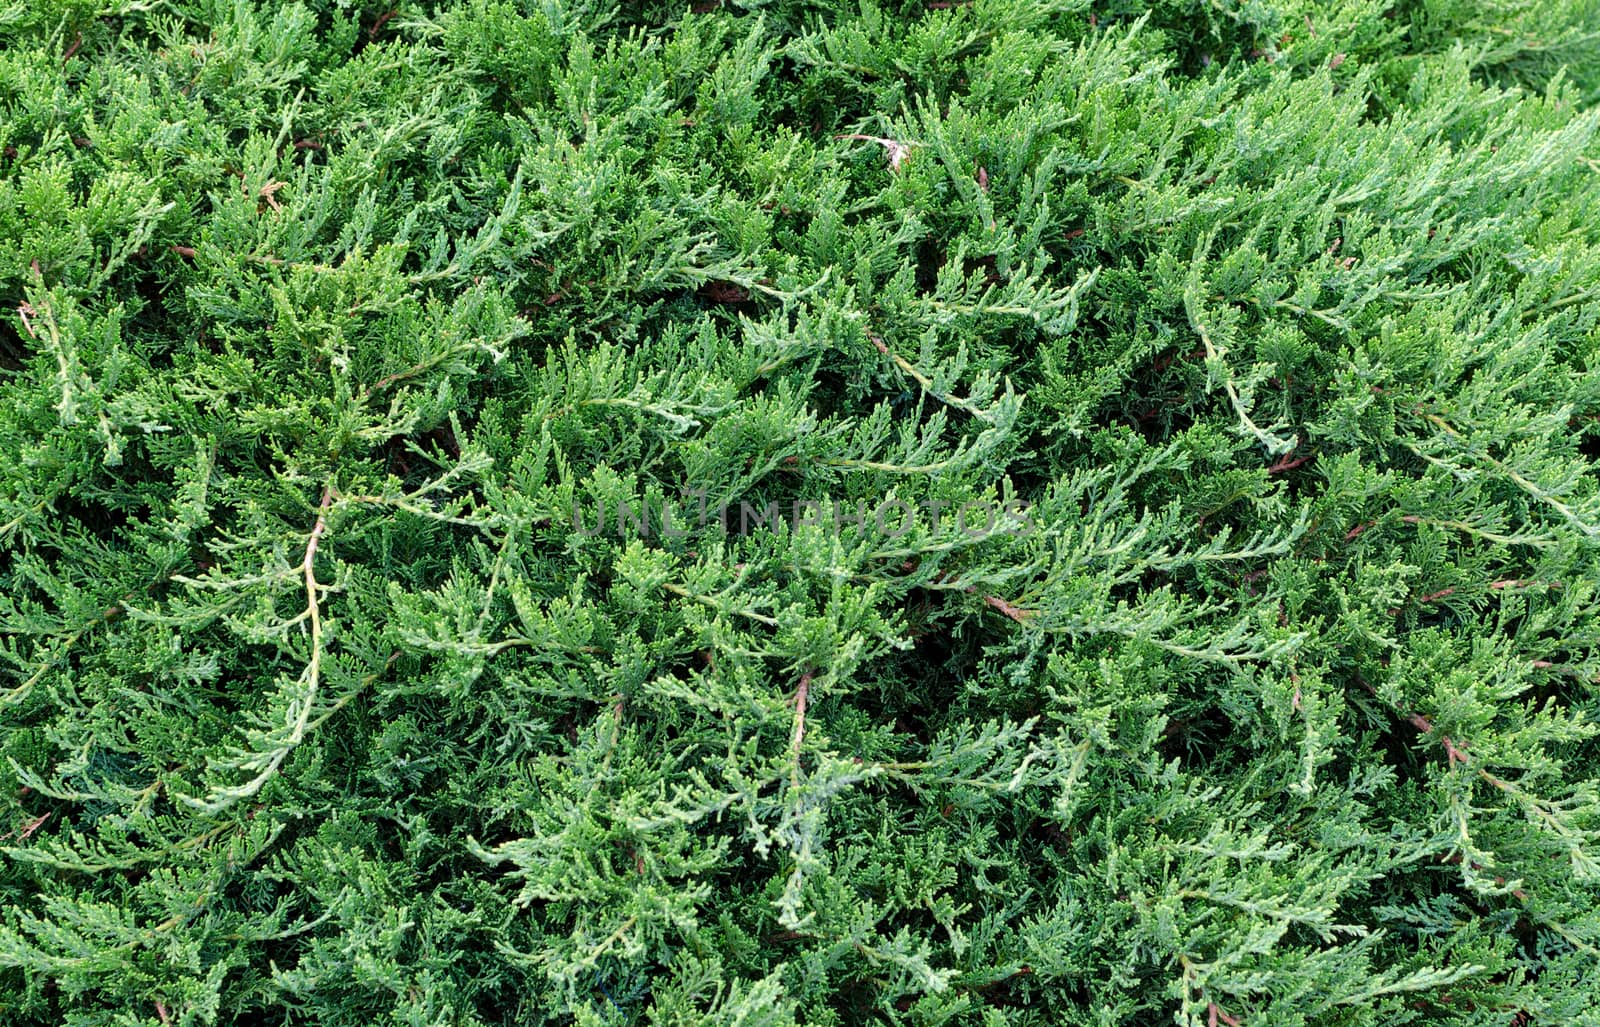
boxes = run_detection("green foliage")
[3,0,1600,1023]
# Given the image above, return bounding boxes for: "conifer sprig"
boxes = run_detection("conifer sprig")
[3,0,1600,1023]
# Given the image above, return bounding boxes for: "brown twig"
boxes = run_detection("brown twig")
[257,181,288,213]
[790,670,812,763]
[368,8,398,38]
[1267,449,1314,474]
[1360,676,1471,766]
[1209,1002,1241,1027]
[0,813,49,844]
[1344,520,1377,540]
[983,594,1035,623]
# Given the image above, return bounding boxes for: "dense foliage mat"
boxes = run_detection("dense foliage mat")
[5,0,1600,1023]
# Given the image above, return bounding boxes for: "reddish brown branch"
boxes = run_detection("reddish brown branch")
[1361,677,1472,765]
[368,8,397,37]
[790,670,812,760]
[983,594,1035,623]
[1343,520,1377,540]
[1267,450,1313,474]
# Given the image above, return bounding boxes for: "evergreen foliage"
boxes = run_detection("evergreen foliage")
[3,0,1600,1023]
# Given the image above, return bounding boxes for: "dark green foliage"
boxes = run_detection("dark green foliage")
[3,0,1600,1023]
